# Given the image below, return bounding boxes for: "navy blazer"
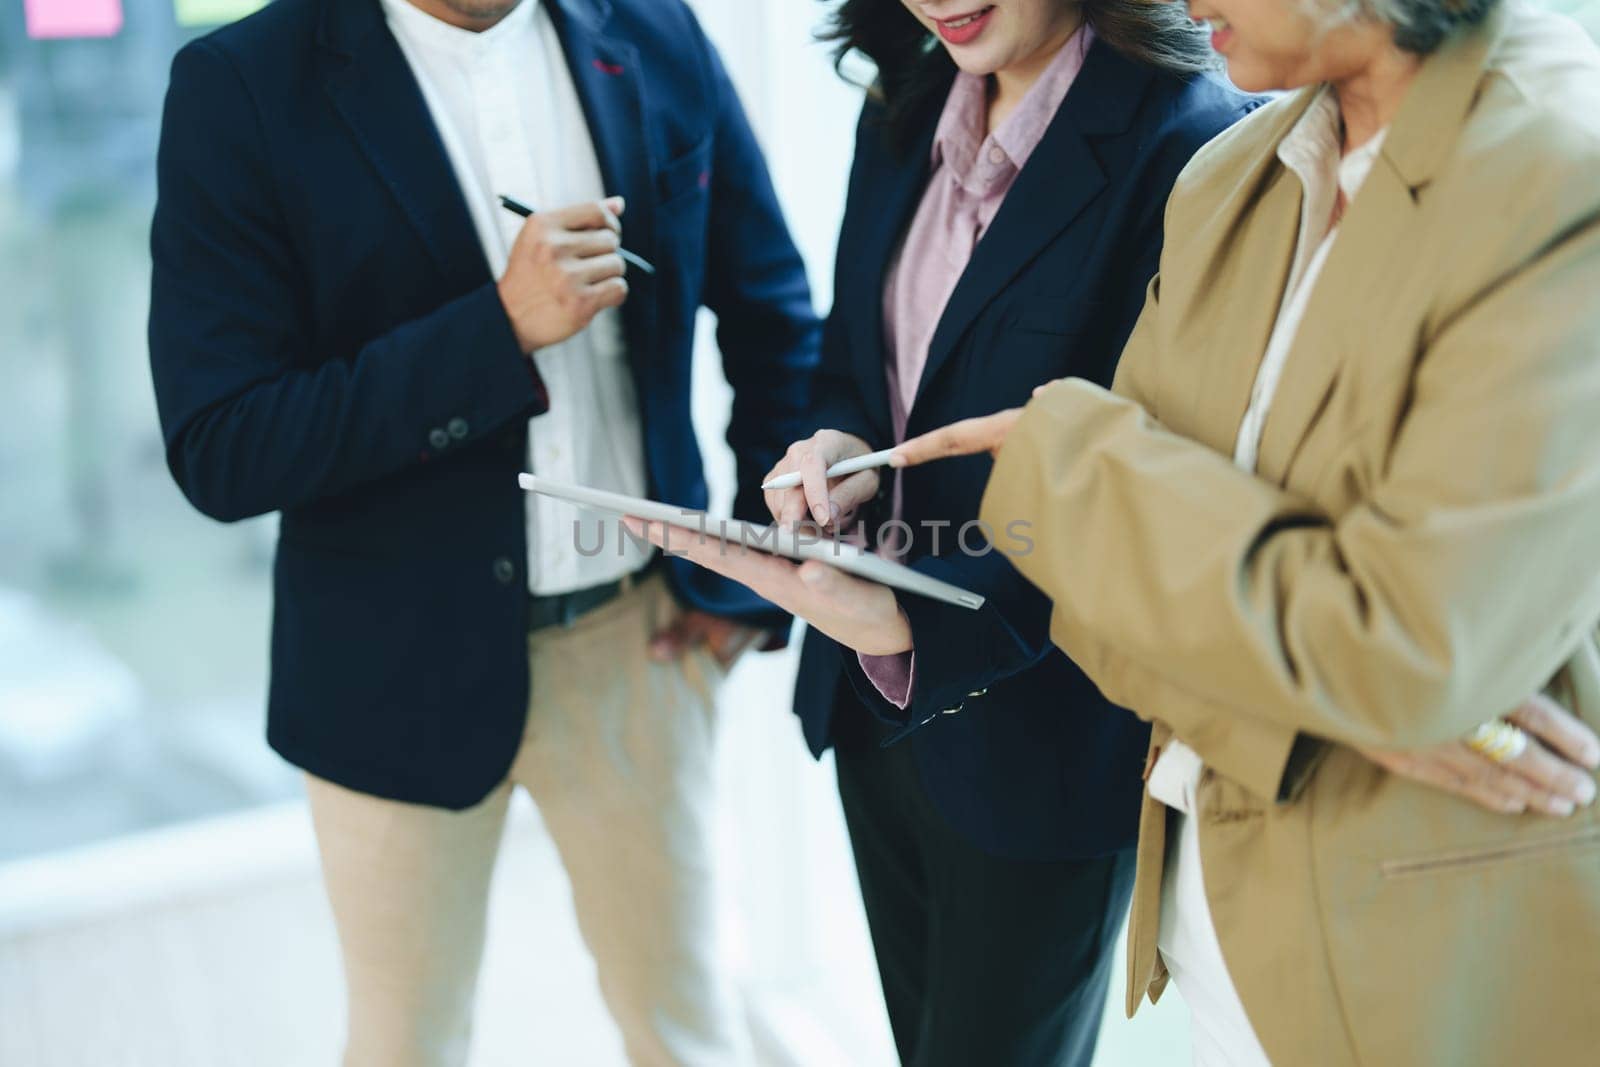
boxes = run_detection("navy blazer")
[796,40,1260,860]
[148,0,820,809]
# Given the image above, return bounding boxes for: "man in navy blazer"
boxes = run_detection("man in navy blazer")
[147,0,817,1061]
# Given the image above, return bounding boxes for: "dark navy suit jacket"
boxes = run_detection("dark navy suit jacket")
[796,39,1261,860]
[148,0,819,809]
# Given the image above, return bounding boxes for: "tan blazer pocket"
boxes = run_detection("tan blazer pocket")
[1378,825,1600,880]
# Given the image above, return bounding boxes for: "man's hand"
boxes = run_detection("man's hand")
[764,431,879,531]
[1360,693,1600,816]
[650,609,766,670]
[497,197,630,353]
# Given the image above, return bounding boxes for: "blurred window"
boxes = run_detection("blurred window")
[1,0,1595,865]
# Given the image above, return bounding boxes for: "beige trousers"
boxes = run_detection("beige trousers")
[305,574,747,1067]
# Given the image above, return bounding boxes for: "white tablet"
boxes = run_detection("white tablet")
[518,474,985,611]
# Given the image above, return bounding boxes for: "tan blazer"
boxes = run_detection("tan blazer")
[979,7,1600,1065]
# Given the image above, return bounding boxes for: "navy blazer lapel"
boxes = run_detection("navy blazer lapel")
[316,0,489,285]
[911,39,1154,413]
[547,0,658,366]
[844,94,947,443]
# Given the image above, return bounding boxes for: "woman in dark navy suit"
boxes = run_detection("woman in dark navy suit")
[646,1,1260,1062]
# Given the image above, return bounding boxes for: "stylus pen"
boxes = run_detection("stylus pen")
[760,449,897,492]
[497,194,656,275]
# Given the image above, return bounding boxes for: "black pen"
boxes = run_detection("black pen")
[498,194,656,275]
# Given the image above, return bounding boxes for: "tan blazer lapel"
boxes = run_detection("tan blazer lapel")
[1252,8,1509,485]
[1253,165,1416,485]
[1192,178,1299,455]
[1168,92,1313,453]
[1382,1,1510,191]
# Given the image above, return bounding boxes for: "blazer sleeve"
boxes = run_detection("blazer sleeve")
[148,41,545,524]
[695,30,824,522]
[979,212,1600,801]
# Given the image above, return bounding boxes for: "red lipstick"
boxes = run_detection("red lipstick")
[934,6,995,46]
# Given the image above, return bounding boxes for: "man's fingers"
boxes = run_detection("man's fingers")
[549,200,607,230]
[572,254,626,286]
[563,228,622,259]
[700,614,757,667]
[582,277,629,314]
[649,611,708,662]
[1508,693,1600,769]
[509,214,548,253]
[551,199,623,234]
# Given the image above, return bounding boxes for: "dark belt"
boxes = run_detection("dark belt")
[527,570,641,634]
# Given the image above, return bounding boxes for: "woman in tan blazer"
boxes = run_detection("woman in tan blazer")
[637,0,1600,1060]
[873,0,1600,1062]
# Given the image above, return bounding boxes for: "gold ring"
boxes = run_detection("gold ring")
[1465,719,1529,764]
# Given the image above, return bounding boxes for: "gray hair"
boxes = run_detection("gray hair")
[1315,0,1503,53]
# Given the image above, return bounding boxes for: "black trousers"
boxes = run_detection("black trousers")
[834,705,1136,1067]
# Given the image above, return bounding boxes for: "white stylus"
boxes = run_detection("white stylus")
[760,448,897,492]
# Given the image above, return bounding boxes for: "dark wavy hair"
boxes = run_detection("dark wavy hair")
[820,0,1215,151]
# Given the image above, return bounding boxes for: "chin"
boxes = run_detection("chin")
[445,0,520,20]
[943,45,1009,78]
[1222,59,1278,94]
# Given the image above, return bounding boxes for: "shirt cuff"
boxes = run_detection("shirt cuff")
[859,651,915,710]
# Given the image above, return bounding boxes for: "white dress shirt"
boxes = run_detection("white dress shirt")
[380,0,651,595]
[1148,88,1387,1066]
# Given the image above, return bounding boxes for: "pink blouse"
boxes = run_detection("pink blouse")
[860,28,1094,708]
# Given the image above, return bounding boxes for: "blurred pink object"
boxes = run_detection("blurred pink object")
[24,0,124,39]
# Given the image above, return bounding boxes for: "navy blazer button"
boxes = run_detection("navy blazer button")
[428,428,451,450]
[492,557,516,584]
[447,417,469,439]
